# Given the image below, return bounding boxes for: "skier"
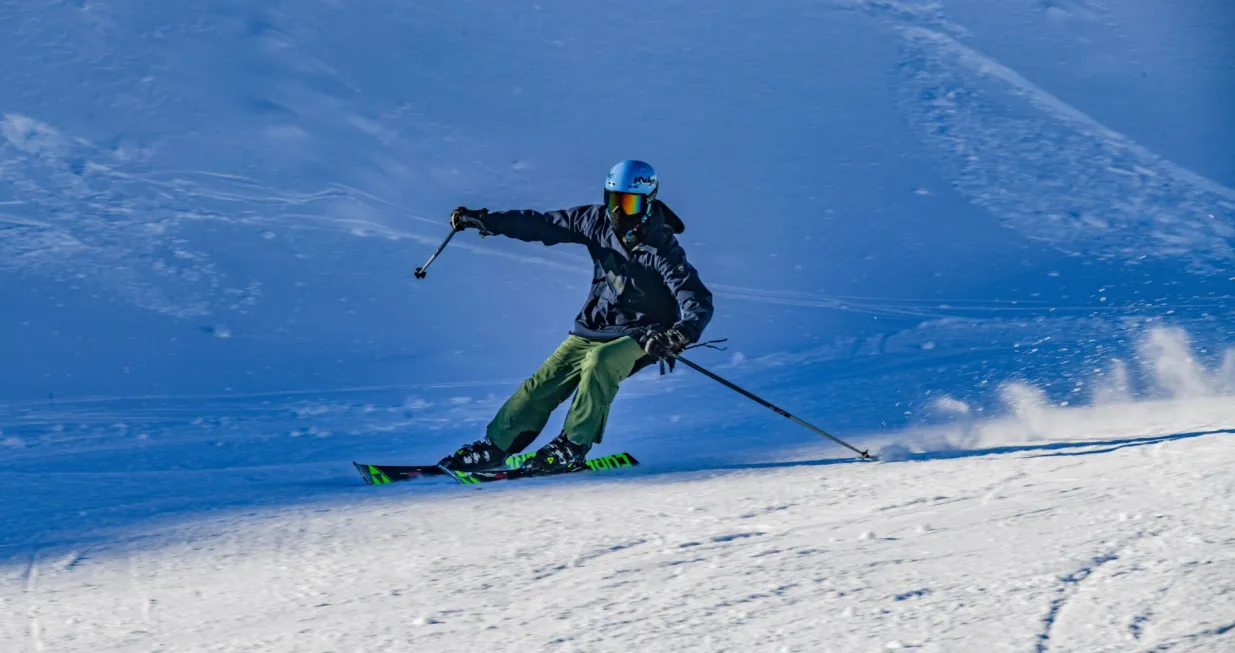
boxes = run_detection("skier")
[438,160,714,473]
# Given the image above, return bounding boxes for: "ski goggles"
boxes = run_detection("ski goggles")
[605,190,649,218]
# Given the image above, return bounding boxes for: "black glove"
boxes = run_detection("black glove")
[450,206,489,232]
[644,328,691,359]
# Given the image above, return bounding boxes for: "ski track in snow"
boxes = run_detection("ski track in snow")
[24,550,44,652]
[884,15,1235,273]
[0,404,1232,652]
[0,114,256,318]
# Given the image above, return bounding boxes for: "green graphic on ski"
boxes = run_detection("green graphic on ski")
[354,452,540,486]
[446,452,640,485]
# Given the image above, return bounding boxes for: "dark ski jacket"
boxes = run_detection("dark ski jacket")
[472,201,713,345]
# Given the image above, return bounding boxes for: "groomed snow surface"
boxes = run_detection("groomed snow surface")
[3,396,1232,652]
[2,0,1234,650]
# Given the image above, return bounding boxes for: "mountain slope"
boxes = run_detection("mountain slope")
[2,1,1234,650]
[3,403,1232,652]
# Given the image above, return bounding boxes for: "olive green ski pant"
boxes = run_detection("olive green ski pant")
[487,335,648,452]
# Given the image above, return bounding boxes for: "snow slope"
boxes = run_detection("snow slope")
[2,0,1235,650]
[4,399,1233,652]
[2,0,1232,427]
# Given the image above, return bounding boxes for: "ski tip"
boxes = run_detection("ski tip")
[353,461,375,486]
[353,462,397,486]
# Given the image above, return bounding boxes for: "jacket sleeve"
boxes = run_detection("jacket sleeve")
[655,242,714,343]
[473,207,587,246]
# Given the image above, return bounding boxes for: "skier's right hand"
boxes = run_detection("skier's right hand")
[450,206,489,232]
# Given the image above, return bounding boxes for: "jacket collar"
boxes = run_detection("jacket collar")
[603,203,667,254]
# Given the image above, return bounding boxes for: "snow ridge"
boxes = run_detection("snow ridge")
[894,27,1235,272]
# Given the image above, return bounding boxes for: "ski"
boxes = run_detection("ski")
[446,452,640,485]
[353,452,539,486]
[352,462,443,485]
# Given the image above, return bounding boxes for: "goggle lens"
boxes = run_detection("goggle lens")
[606,191,648,217]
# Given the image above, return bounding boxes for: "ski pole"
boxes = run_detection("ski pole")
[414,228,457,279]
[674,354,873,461]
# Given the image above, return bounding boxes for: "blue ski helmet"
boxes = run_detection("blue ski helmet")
[604,160,658,224]
[605,160,658,197]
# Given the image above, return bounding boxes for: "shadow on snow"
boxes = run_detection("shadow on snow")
[696,428,1234,475]
[2,428,1229,561]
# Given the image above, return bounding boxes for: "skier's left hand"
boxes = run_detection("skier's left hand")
[644,328,690,359]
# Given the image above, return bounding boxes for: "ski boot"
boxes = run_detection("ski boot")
[437,438,507,472]
[523,432,591,474]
